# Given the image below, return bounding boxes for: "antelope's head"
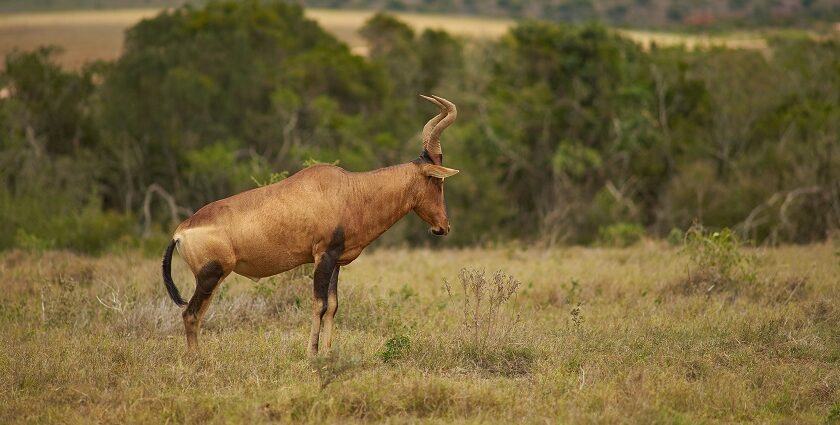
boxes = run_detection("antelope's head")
[413,95,459,237]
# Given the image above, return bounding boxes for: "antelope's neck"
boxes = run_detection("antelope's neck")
[344,163,419,247]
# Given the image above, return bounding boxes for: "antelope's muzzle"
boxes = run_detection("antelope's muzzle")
[430,225,450,236]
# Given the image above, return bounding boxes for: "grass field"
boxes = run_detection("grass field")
[0,8,780,69]
[1,242,838,423]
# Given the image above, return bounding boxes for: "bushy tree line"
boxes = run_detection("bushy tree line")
[1,1,838,253]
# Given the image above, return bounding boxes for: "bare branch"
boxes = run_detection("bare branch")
[142,183,192,236]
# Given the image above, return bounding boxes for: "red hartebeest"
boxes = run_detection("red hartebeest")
[162,95,459,355]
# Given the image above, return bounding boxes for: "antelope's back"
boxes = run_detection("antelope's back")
[196,165,349,276]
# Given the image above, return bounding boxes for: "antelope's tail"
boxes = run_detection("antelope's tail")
[162,239,187,307]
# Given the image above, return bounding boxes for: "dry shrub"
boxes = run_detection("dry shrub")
[448,269,521,345]
[40,270,92,328]
[436,268,534,376]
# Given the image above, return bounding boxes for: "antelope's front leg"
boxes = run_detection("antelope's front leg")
[309,252,337,356]
[320,265,340,351]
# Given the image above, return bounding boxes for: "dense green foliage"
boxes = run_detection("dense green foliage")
[1,1,839,253]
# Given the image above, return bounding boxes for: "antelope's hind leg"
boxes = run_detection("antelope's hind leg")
[183,260,230,352]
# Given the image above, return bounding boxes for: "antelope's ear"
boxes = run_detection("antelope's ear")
[421,164,460,179]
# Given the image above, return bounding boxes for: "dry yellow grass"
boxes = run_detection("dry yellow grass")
[1,243,838,423]
[0,8,784,69]
[0,9,153,69]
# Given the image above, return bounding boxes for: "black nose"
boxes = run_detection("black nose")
[430,225,450,236]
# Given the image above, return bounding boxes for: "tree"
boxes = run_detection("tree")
[98,0,388,216]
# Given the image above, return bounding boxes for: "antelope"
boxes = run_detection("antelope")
[162,95,459,355]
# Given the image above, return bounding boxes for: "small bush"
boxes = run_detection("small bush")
[302,158,340,168]
[378,333,411,363]
[681,222,755,292]
[251,171,289,187]
[14,229,55,252]
[667,227,685,246]
[440,268,533,375]
[447,269,521,348]
[55,206,136,254]
[597,222,645,247]
[828,403,840,424]
[3,189,135,255]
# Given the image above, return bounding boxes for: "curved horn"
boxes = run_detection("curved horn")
[420,95,457,157]
[421,95,446,155]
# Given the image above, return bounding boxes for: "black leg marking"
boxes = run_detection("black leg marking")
[314,260,332,319]
[328,265,339,315]
[183,260,225,351]
[315,228,345,317]
[186,260,224,315]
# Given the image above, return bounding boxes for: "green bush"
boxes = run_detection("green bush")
[681,223,756,291]
[0,186,135,255]
[598,222,645,247]
[54,204,136,254]
[14,229,55,252]
[667,227,685,246]
[378,333,411,363]
[828,403,840,424]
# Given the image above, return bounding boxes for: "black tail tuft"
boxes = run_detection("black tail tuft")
[162,239,187,307]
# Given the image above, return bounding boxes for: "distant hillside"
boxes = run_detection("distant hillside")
[0,0,191,13]
[0,0,838,28]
